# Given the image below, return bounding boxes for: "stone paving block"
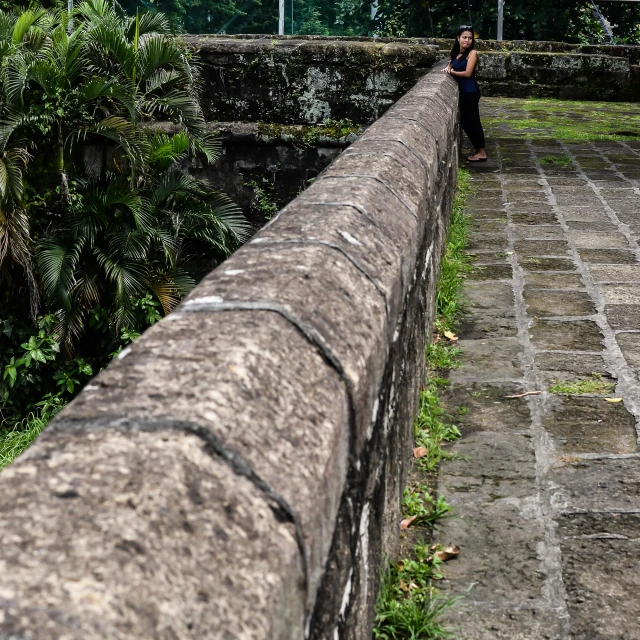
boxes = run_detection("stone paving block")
[470,219,506,234]
[562,209,610,222]
[523,289,595,317]
[467,233,509,252]
[442,381,532,435]
[616,332,640,372]
[549,457,640,513]
[452,339,524,382]
[542,396,636,454]
[507,192,548,203]
[600,284,640,305]
[504,183,544,193]
[467,198,505,209]
[615,211,640,225]
[535,352,609,384]
[511,212,559,225]
[530,319,604,351]
[560,535,640,640]
[470,263,513,280]
[515,239,570,256]
[579,249,638,264]
[524,273,585,289]
[546,178,586,186]
[508,204,555,214]
[569,230,630,249]
[459,281,517,338]
[513,225,564,240]
[443,606,566,640]
[605,304,640,330]
[434,496,546,603]
[566,220,621,232]
[588,264,640,282]
[470,252,511,266]
[521,257,577,272]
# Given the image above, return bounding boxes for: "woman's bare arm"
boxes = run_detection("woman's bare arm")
[448,50,478,78]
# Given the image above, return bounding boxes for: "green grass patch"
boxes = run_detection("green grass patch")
[413,378,461,473]
[374,542,458,640]
[539,155,572,166]
[549,373,615,396]
[436,170,473,334]
[483,97,640,142]
[0,399,64,470]
[373,169,473,639]
[403,485,452,527]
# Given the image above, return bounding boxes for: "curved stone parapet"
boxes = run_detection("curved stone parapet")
[0,65,459,639]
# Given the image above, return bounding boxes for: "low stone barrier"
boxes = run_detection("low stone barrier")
[0,65,459,639]
[186,35,440,123]
[191,35,640,105]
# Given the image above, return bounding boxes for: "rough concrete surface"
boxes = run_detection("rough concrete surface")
[437,98,640,639]
[0,68,460,638]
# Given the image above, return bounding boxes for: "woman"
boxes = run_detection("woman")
[442,26,487,162]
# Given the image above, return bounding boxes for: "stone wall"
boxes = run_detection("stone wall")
[194,122,359,228]
[186,36,441,124]
[0,66,459,639]
[192,35,640,104]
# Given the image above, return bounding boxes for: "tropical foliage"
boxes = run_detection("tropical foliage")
[0,0,249,427]
[112,0,638,43]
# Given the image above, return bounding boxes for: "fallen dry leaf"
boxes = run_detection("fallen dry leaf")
[434,545,461,562]
[400,515,418,530]
[413,446,428,458]
[398,580,410,593]
[505,390,541,399]
[444,330,458,342]
[605,398,622,403]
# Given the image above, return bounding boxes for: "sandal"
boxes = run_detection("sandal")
[468,156,488,163]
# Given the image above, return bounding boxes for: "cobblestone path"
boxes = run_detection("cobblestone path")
[436,98,640,640]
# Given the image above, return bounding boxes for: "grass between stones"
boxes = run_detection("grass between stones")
[548,372,616,396]
[373,170,472,640]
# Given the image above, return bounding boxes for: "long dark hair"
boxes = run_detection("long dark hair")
[450,25,475,60]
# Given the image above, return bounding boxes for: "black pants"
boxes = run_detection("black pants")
[460,91,485,150]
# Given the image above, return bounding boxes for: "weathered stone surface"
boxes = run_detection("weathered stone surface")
[186,36,440,124]
[0,428,305,640]
[0,60,461,640]
[439,126,640,638]
[523,289,596,317]
[543,395,637,454]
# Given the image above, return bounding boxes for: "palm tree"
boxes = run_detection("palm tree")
[0,0,249,350]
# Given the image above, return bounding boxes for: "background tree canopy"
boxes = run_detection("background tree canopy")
[107,0,640,43]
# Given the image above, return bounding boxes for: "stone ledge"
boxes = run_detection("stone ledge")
[0,67,459,639]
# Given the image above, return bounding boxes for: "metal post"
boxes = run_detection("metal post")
[278,0,284,35]
[67,0,73,33]
[291,0,294,34]
[497,0,504,40]
[371,0,378,20]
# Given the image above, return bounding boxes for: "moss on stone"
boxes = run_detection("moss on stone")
[482,97,640,141]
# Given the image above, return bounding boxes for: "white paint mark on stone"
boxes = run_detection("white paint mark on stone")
[117,347,132,360]
[224,269,245,276]
[358,503,371,605]
[339,230,362,246]
[185,295,224,305]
